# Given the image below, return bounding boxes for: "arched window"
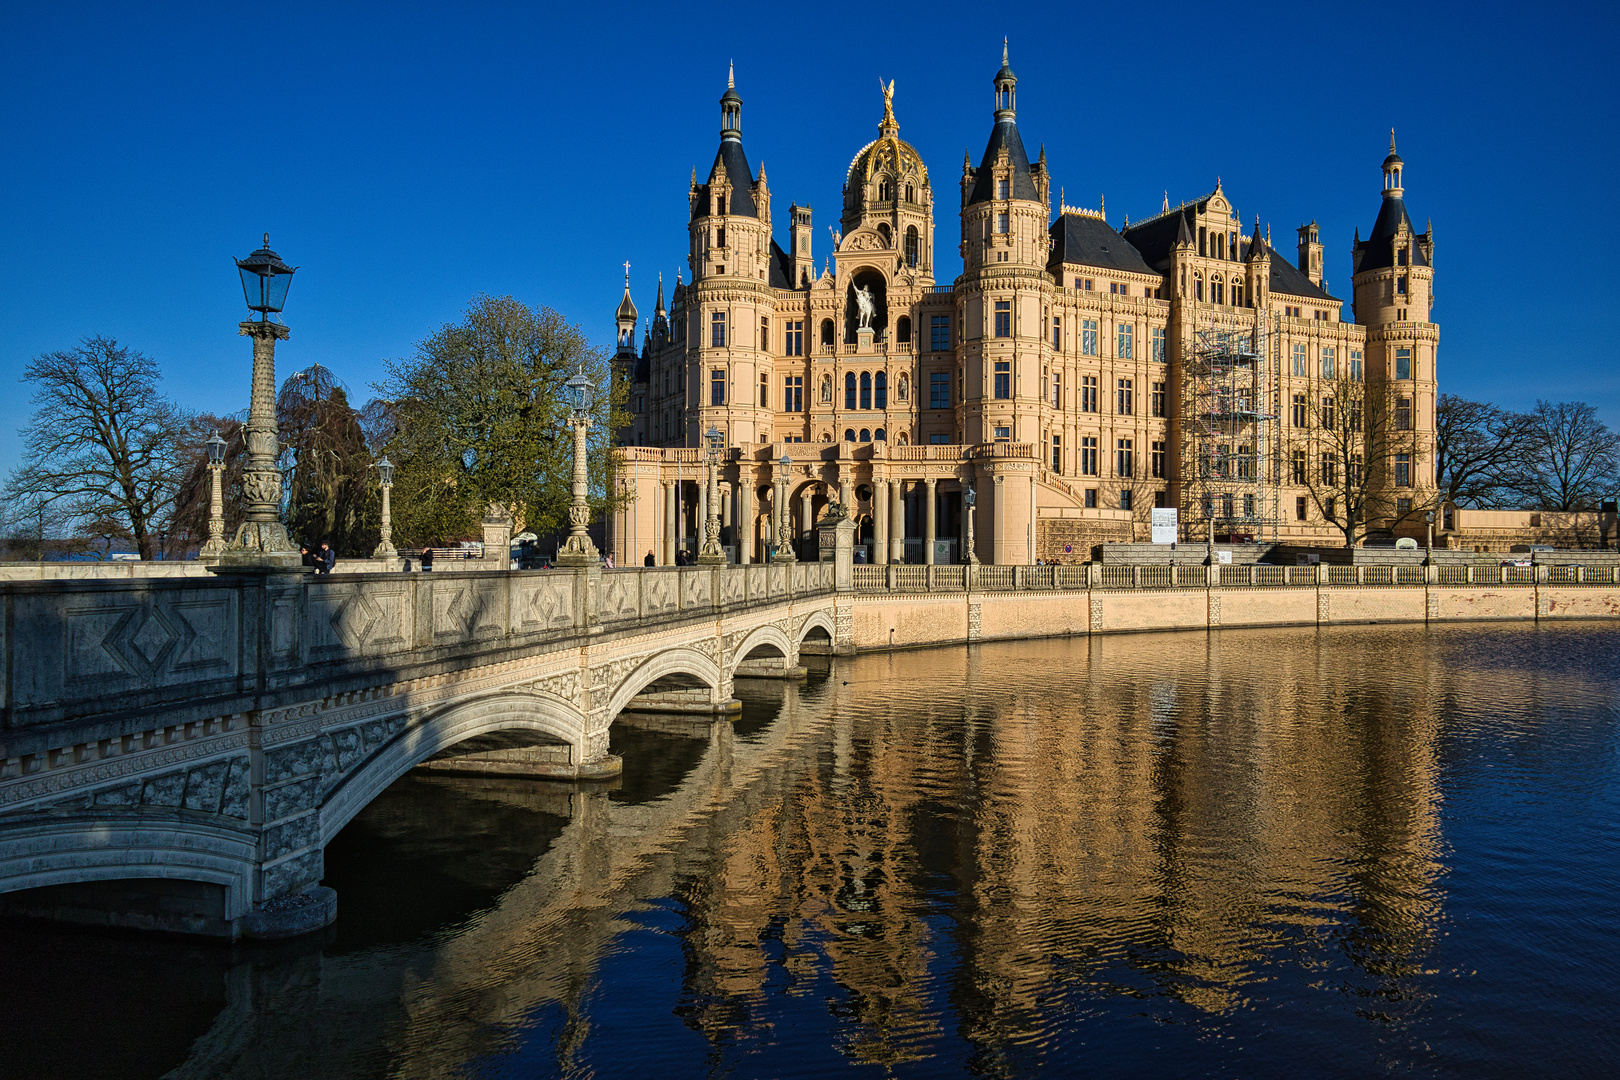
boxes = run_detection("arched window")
[845,373,857,410]
[821,318,835,346]
[875,371,888,408]
[896,316,911,344]
[875,428,887,441]
[877,223,892,246]
[860,372,872,410]
[859,429,872,442]
[878,178,890,201]
[905,183,915,202]
[1211,276,1224,305]
[905,225,919,267]
[1194,273,1204,302]
[845,428,856,442]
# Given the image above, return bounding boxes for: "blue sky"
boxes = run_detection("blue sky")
[2,2,1615,476]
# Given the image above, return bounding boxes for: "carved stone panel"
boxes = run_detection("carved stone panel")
[600,575,640,622]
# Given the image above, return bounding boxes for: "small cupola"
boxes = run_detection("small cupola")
[1382,130,1404,195]
[720,61,742,142]
[993,38,1017,120]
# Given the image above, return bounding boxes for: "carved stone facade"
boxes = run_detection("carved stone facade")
[610,51,1440,567]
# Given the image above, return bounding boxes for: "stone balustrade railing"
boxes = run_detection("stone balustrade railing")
[0,562,834,757]
[852,561,1620,593]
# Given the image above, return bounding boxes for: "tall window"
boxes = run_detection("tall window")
[875,372,888,409]
[760,374,768,407]
[1051,434,1062,473]
[1322,346,1336,378]
[845,373,857,410]
[1081,375,1098,412]
[905,226,919,268]
[1291,394,1308,428]
[1085,488,1098,508]
[1321,395,1336,430]
[1116,438,1134,478]
[783,375,802,412]
[1292,449,1307,484]
[860,372,872,410]
[1292,344,1308,377]
[1120,488,1133,512]
[710,369,726,405]
[1396,397,1412,430]
[996,212,1009,234]
[760,316,769,350]
[896,317,911,343]
[930,315,950,351]
[1151,381,1166,417]
[1051,372,1062,409]
[1151,327,1166,363]
[710,312,726,348]
[1052,316,1061,350]
[1117,378,1134,415]
[930,371,950,409]
[997,178,1009,200]
[1080,436,1098,476]
[1117,324,1134,359]
[1081,319,1098,356]
[1238,444,1254,479]
[1320,452,1336,485]
[1395,453,1412,487]
[994,300,1011,337]
[1396,347,1412,380]
[1152,440,1166,479]
[1350,349,1364,381]
[994,361,1011,399]
[784,320,803,356]
[821,318,835,346]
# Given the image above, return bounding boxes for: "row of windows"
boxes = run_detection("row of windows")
[1052,436,1168,480]
[1290,451,1413,488]
[1070,277,1165,300]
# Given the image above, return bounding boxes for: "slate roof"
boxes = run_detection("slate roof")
[769,239,794,289]
[1355,194,1428,272]
[1048,213,1156,276]
[965,119,1039,206]
[692,139,758,220]
[1268,249,1339,302]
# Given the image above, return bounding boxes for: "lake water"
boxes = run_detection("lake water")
[4,622,1618,1079]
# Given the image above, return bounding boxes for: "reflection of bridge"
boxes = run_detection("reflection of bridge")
[0,563,841,938]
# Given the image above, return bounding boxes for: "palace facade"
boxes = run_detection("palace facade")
[609,50,1438,566]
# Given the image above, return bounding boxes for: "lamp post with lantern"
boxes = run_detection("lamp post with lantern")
[373,456,398,559]
[697,426,727,564]
[963,484,979,565]
[200,431,228,558]
[555,369,601,567]
[222,234,301,566]
[772,454,796,564]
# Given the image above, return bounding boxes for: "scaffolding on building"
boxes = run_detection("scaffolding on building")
[1183,322,1281,543]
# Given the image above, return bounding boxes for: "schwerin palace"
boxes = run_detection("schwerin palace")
[608,48,1438,566]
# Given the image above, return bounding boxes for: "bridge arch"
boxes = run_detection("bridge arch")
[321,689,587,844]
[727,623,796,675]
[797,610,837,646]
[606,646,723,720]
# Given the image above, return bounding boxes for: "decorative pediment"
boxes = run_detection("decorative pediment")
[841,229,888,253]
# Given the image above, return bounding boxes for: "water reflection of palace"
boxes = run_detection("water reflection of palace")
[159,627,1475,1077]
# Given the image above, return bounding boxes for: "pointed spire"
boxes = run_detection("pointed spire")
[1248,215,1267,261]
[1100,194,1106,219]
[757,161,766,186]
[1163,191,1170,213]
[1389,128,1397,155]
[655,272,665,314]
[1003,37,1009,67]
[728,60,735,90]
[1176,212,1193,247]
[1059,186,1065,209]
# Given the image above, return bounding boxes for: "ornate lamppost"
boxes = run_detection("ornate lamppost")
[1425,508,1435,566]
[772,454,796,564]
[963,484,979,565]
[555,369,601,567]
[200,430,228,558]
[222,234,301,567]
[373,456,398,559]
[1204,499,1216,567]
[697,426,727,564]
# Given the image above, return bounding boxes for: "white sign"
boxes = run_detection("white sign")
[1151,507,1178,545]
[1216,550,1233,565]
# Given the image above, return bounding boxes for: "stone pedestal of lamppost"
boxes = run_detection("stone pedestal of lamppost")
[771,454,796,564]
[555,370,601,569]
[218,236,302,570]
[697,426,727,565]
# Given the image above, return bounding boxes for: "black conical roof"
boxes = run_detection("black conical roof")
[966,119,1038,206]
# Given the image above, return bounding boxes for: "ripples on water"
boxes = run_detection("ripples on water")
[3,622,1618,1079]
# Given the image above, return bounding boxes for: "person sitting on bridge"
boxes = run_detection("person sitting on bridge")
[421,547,434,572]
[318,541,336,574]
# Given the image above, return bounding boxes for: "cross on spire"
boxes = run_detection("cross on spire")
[622,260,631,283]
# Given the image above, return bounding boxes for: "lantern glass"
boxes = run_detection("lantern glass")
[964,485,976,509]
[205,431,227,465]
[235,235,296,315]
[706,426,722,450]
[564,371,594,414]
[779,455,791,471]
[376,456,394,486]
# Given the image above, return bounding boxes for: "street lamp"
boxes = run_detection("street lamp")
[373,455,398,559]
[221,234,301,567]
[772,454,796,564]
[697,426,727,564]
[200,431,228,558]
[1204,499,1216,567]
[963,484,979,565]
[1425,508,1435,566]
[555,368,601,567]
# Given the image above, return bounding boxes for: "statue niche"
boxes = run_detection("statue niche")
[845,269,888,344]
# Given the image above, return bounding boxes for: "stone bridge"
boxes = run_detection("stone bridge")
[0,562,843,938]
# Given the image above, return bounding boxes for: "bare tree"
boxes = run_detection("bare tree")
[1509,400,1617,512]
[277,365,380,556]
[1294,371,1438,547]
[1434,394,1530,508]
[3,336,187,559]
[168,413,245,558]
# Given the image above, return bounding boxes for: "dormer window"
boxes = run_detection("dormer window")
[997,212,1009,234]
[716,194,726,215]
[1397,276,1408,295]
[997,178,1009,200]
[716,227,725,248]
[1397,249,1408,266]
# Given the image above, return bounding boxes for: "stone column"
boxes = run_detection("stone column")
[721,485,733,544]
[697,471,709,543]
[924,478,937,565]
[222,320,299,567]
[890,480,906,564]
[1028,473,1038,565]
[801,487,814,539]
[663,481,676,565]
[740,477,755,564]
[873,478,888,564]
